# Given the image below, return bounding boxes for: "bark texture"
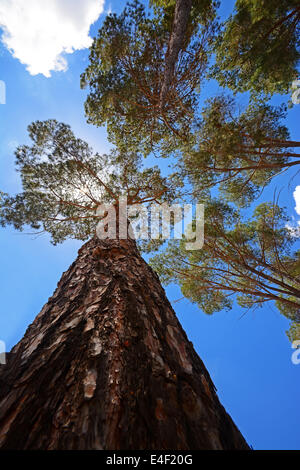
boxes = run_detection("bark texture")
[160,0,192,107]
[0,236,249,450]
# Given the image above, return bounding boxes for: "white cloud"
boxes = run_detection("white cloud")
[286,186,300,237]
[293,186,300,216]
[0,0,105,77]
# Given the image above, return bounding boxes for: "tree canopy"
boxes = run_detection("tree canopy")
[0,120,174,245]
[81,0,219,154]
[1,0,299,343]
[150,201,300,325]
[211,0,300,99]
[181,95,300,206]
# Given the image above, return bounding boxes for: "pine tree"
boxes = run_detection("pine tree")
[0,120,249,449]
[80,0,219,154]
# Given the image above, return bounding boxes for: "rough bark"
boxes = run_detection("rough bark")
[160,0,192,108]
[0,236,249,450]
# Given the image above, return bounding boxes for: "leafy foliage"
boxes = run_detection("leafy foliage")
[211,0,300,98]
[287,320,300,343]
[2,0,300,346]
[150,201,300,323]
[182,96,300,206]
[81,0,219,155]
[0,120,175,244]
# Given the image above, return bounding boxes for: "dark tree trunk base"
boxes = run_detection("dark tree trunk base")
[0,237,249,450]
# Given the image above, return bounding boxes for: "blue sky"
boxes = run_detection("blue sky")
[0,0,300,450]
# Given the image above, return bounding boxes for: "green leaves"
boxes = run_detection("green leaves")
[81,0,218,155]
[211,0,300,99]
[2,0,299,342]
[150,200,300,327]
[182,95,299,206]
[0,119,174,245]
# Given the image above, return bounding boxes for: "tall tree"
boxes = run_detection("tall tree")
[150,200,300,338]
[211,0,300,99]
[80,0,219,154]
[0,121,249,449]
[81,0,299,209]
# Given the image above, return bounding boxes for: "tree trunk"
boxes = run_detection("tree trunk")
[0,236,249,450]
[160,0,192,108]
